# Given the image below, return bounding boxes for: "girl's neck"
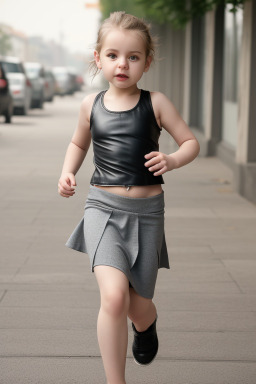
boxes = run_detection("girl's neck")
[103,84,141,112]
[107,84,140,98]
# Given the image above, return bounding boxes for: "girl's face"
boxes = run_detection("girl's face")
[94,28,152,89]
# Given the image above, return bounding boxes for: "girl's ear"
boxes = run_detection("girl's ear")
[144,56,152,73]
[94,50,102,69]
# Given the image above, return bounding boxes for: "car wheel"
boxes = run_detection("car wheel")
[20,102,28,115]
[4,105,13,124]
[4,108,12,123]
[38,94,44,109]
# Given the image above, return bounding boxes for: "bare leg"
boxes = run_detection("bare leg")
[94,266,130,384]
[128,287,157,331]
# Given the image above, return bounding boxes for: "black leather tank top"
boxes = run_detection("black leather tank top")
[90,89,164,187]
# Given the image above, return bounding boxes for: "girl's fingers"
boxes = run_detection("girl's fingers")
[144,156,159,167]
[63,180,75,190]
[58,183,75,196]
[144,153,158,166]
[58,173,76,198]
[146,158,168,176]
[59,178,75,191]
[59,190,75,197]
[153,166,167,176]
[69,174,77,187]
[144,151,159,159]
[148,162,163,172]
[59,192,70,198]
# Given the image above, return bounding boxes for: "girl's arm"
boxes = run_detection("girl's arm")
[58,93,97,198]
[145,92,200,176]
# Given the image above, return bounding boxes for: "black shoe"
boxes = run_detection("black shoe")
[132,315,158,366]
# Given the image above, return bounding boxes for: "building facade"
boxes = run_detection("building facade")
[139,1,256,204]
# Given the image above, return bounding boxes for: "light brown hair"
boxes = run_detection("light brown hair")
[90,11,156,77]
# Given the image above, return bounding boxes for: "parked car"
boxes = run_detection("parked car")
[44,68,56,102]
[75,74,84,91]
[52,67,74,96]
[24,62,46,108]
[0,56,32,115]
[67,67,84,93]
[0,63,13,123]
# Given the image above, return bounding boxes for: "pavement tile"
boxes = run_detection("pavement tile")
[1,307,256,332]
[0,291,6,303]
[157,310,256,332]
[166,245,213,254]
[165,207,217,218]
[0,268,19,283]
[156,280,241,294]
[0,358,256,384]
[14,264,91,274]
[0,290,99,307]
[10,267,91,284]
[166,218,256,238]
[0,329,100,356]
[156,331,256,361]
[0,307,99,329]
[0,253,28,267]
[210,242,256,253]
[153,292,256,312]
[1,328,255,362]
[221,260,256,293]
[217,252,256,260]
[22,252,88,265]
[159,264,233,283]
[0,283,95,291]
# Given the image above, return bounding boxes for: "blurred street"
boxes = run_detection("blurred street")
[0,89,256,383]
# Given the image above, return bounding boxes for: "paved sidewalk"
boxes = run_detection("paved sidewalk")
[0,94,256,383]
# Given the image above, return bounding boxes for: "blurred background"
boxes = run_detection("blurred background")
[0,0,255,203]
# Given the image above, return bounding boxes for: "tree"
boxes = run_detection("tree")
[0,28,12,55]
[99,0,249,28]
[100,0,144,19]
[135,0,249,28]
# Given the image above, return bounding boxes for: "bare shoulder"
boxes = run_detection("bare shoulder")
[150,91,177,125]
[150,91,175,110]
[81,92,99,110]
[80,91,100,121]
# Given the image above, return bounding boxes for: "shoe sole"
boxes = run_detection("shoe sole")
[133,348,158,367]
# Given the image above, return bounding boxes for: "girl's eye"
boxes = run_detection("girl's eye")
[129,56,138,62]
[107,53,116,59]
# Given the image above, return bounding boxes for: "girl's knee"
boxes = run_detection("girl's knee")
[101,289,129,318]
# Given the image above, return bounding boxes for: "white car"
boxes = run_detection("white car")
[0,56,32,115]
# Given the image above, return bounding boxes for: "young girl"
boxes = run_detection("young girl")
[58,11,200,384]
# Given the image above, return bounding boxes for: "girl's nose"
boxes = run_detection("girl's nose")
[118,57,129,69]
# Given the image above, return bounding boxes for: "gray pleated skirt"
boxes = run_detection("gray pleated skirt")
[66,185,170,299]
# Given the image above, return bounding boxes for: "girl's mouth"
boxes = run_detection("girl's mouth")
[116,74,129,79]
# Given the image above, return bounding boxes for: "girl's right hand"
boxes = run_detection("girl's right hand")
[58,173,76,198]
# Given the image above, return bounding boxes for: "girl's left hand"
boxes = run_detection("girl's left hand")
[144,151,177,176]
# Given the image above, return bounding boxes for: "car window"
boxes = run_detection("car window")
[1,62,23,73]
[25,66,40,78]
[54,72,68,80]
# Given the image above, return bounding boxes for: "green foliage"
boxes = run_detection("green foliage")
[135,0,248,28]
[99,0,248,27]
[0,28,12,55]
[100,0,144,19]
